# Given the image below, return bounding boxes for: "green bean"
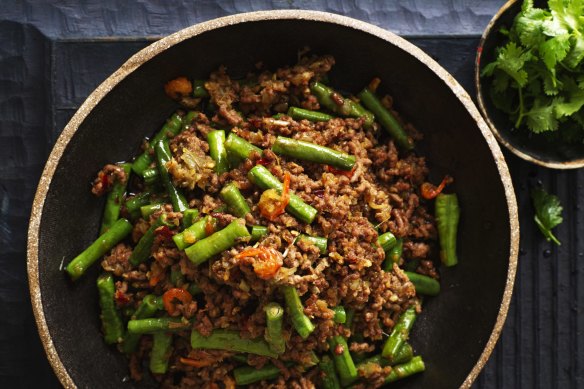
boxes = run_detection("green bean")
[154,139,188,212]
[377,231,397,253]
[142,167,159,185]
[329,335,358,385]
[173,215,215,250]
[129,215,171,266]
[359,343,413,369]
[185,219,250,265]
[404,271,440,296]
[383,238,403,271]
[207,130,229,174]
[149,332,173,374]
[127,317,191,334]
[382,307,417,362]
[182,208,199,228]
[332,306,346,324]
[435,193,460,267]
[231,354,248,364]
[310,82,374,127]
[132,113,183,176]
[140,203,162,219]
[345,308,356,332]
[121,295,164,354]
[272,136,355,171]
[66,218,133,281]
[287,106,333,122]
[282,285,315,339]
[192,79,209,98]
[225,133,262,161]
[125,192,151,219]
[100,163,131,234]
[248,165,318,224]
[250,225,268,242]
[298,235,328,255]
[358,88,414,150]
[220,183,251,217]
[233,364,281,385]
[384,356,425,383]
[96,273,124,344]
[170,267,185,287]
[319,355,342,389]
[264,302,285,354]
[181,110,199,131]
[190,329,278,358]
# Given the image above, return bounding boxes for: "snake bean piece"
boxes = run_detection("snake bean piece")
[435,193,460,267]
[97,273,124,344]
[66,218,133,281]
[381,307,417,362]
[185,219,250,265]
[272,136,355,171]
[154,139,188,212]
[190,329,278,358]
[100,163,132,234]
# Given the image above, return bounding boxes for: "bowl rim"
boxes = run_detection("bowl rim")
[475,0,584,169]
[27,9,519,389]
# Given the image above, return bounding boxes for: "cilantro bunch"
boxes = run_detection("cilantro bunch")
[481,0,584,140]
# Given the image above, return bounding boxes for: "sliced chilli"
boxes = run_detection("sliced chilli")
[235,247,283,280]
[420,175,453,200]
[162,288,193,315]
[259,172,291,221]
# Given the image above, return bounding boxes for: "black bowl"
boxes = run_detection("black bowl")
[28,11,519,389]
[476,0,584,168]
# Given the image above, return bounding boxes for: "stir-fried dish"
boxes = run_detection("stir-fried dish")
[66,54,460,388]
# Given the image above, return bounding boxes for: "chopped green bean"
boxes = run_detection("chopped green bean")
[149,332,173,374]
[225,133,262,161]
[248,165,317,224]
[208,130,229,174]
[382,307,417,362]
[154,139,188,212]
[287,106,333,122]
[142,167,159,185]
[358,88,414,150]
[192,80,209,98]
[319,355,342,389]
[264,302,286,354]
[234,364,281,385]
[173,215,215,250]
[332,306,346,324]
[282,285,315,339]
[384,356,425,383]
[100,163,131,234]
[140,203,162,219]
[129,215,171,266]
[185,219,250,265]
[250,225,268,242]
[272,136,355,171]
[66,218,133,281]
[435,193,460,267]
[378,231,397,253]
[182,208,199,227]
[127,317,191,334]
[190,329,278,358]
[329,335,358,385]
[220,183,251,217]
[405,271,440,296]
[298,235,328,254]
[97,273,124,344]
[310,82,374,127]
[121,294,164,354]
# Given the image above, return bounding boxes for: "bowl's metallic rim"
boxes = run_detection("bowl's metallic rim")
[27,9,519,389]
[475,0,584,169]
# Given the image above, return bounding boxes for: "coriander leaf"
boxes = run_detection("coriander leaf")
[564,35,584,68]
[548,0,584,33]
[515,4,549,47]
[539,34,571,71]
[554,89,584,118]
[525,98,558,132]
[531,187,563,245]
[492,69,511,93]
[496,42,532,87]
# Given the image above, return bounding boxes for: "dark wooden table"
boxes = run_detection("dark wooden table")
[1,1,582,388]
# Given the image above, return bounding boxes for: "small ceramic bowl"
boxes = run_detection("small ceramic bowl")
[476,0,584,169]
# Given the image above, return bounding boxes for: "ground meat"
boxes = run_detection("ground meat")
[94,53,442,389]
[91,163,127,196]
